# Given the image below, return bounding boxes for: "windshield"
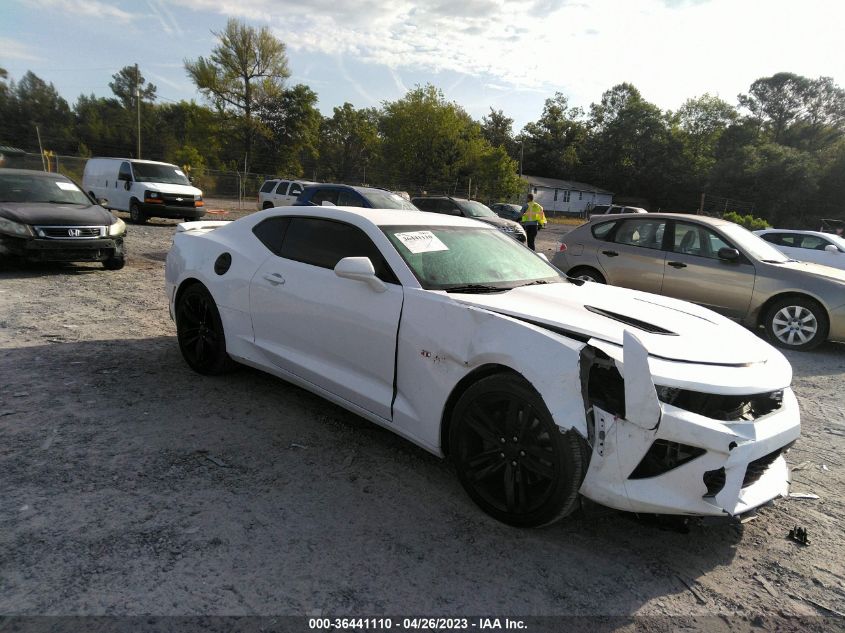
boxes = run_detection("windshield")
[720,223,790,262]
[0,173,91,205]
[364,190,419,210]
[384,225,565,290]
[132,162,192,185]
[458,200,497,218]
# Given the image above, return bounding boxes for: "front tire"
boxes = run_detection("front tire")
[449,373,586,527]
[103,256,125,270]
[764,296,828,351]
[129,200,147,224]
[568,267,606,284]
[176,284,235,375]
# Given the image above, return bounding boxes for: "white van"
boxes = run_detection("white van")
[83,158,205,224]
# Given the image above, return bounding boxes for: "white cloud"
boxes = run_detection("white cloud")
[173,0,845,111]
[27,0,138,21]
[0,37,43,62]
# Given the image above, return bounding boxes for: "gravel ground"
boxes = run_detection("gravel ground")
[1,200,844,627]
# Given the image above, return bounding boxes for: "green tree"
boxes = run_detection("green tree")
[6,72,74,152]
[254,84,321,177]
[480,107,515,155]
[185,18,291,170]
[109,65,157,109]
[520,92,587,180]
[738,72,811,143]
[671,94,737,171]
[317,103,380,182]
[584,83,682,207]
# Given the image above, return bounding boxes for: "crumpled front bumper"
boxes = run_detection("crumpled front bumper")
[578,332,801,517]
[580,392,799,516]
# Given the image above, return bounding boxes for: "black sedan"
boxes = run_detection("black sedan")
[0,169,126,269]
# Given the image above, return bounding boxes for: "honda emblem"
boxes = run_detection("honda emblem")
[68,228,81,237]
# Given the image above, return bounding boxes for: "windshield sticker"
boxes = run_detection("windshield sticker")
[394,231,449,254]
[55,182,81,191]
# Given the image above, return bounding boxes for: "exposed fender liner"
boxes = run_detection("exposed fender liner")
[622,330,661,430]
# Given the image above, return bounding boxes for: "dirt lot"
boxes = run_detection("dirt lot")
[1,201,844,628]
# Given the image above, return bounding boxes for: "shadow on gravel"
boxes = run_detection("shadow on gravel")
[1,337,742,615]
[0,259,107,278]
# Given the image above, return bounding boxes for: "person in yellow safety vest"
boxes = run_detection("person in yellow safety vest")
[519,193,546,251]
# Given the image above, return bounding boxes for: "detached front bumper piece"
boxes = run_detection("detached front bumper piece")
[579,332,800,517]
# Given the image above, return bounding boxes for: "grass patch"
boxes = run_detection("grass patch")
[546,216,587,226]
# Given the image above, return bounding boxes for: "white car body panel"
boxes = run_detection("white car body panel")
[754,229,845,271]
[165,207,801,518]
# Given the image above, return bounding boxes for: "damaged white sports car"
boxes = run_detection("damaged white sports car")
[165,207,800,526]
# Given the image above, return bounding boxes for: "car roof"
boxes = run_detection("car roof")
[0,168,70,179]
[589,212,730,226]
[302,183,387,193]
[260,205,491,229]
[755,229,829,237]
[90,158,175,166]
[411,195,468,202]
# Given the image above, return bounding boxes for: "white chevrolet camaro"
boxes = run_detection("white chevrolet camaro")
[165,207,800,527]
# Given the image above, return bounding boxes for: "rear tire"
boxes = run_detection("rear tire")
[568,267,606,284]
[176,284,236,375]
[262,202,274,210]
[449,373,586,527]
[129,201,147,224]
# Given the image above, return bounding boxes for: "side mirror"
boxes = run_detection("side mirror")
[321,200,336,207]
[718,247,740,261]
[824,244,839,253]
[98,198,109,207]
[334,257,386,293]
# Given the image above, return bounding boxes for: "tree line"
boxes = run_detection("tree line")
[1,18,844,226]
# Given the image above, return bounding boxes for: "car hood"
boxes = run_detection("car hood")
[452,282,775,366]
[762,259,845,284]
[475,215,522,230]
[137,182,202,197]
[0,202,116,226]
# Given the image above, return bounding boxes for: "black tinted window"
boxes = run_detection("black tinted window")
[280,218,397,283]
[436,199,461,215]
[260,180,277,193]
[310,189,339,206]
[289,183,304,196]
[338,190,365,207]
[119,162,133,181]
[253,217,291,255]
[412,198,435,211]
[760,233,782,245]
[275,181,290,194]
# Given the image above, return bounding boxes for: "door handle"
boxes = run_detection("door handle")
[263,272,285,285]
[601,250,619,257]
[667,261,687,269]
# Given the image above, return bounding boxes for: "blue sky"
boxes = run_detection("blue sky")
[1,0,843,131]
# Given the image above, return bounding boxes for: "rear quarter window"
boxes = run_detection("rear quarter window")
[260,180,277,193]
[591,221,617,240]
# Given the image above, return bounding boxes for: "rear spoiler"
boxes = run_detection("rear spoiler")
[176,220,231,233]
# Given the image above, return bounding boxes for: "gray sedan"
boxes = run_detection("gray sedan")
[552,213,845,350]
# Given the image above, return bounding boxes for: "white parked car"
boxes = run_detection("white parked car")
[165,207,800,526]
[754,229,845,271]
[257,178,316,209]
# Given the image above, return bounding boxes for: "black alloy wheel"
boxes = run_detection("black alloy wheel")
[129,201,147,224]
[450,373,586,527]
[176,284,235,375]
